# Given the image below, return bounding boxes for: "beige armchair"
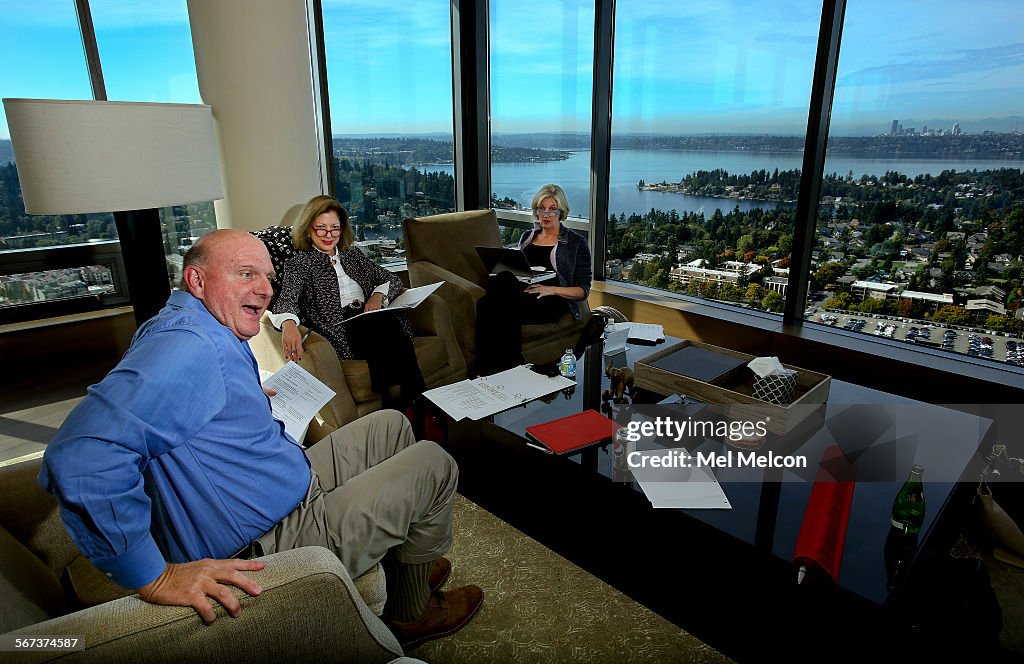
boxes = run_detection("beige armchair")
[0,459,419,664]
[402,209,591,371]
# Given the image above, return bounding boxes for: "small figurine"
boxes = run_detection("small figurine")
[605,361,634,404]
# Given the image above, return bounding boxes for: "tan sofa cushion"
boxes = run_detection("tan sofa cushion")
[0,526,67,632]
[352,562,387,616]
[65,555,133,608]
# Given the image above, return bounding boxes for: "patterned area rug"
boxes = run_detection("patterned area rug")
[414,494,733,663]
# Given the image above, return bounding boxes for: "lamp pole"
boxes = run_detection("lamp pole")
[112,208,172,326]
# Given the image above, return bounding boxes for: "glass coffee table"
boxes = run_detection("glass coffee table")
[443,336,994,659]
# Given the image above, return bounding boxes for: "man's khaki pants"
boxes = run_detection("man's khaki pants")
[256,409,458,577]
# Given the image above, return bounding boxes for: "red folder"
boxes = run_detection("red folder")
[525,409,620,455]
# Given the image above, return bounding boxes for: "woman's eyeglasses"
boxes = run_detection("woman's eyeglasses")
[535,209,560,217]
[313,227,343,237]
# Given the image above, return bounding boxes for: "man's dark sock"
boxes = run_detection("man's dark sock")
[382,558,433,623]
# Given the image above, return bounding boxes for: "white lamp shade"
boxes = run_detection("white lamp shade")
[3,98,224,215]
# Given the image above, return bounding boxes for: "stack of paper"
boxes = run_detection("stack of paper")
[423,365,574,421]
[631,451,732,509]
[607,322,665,343]
[344,282,442,321]
[260,361,336,444]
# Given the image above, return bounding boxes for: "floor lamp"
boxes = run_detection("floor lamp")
[3,99,224,326]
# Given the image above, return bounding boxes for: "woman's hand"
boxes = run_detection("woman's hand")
[364,291,387,312]
[282,320,304,362]
[525,284,558,298]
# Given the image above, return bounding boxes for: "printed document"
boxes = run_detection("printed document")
[423,365,574,421]
[603,326,629,355]
[607,321,665,343]
[260,361,336,444]
[633,457,732,509]
[344,282,443,321]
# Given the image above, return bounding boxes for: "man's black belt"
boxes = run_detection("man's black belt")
[232,540,264,559]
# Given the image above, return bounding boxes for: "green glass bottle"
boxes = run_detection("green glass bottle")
[890,464,925,534]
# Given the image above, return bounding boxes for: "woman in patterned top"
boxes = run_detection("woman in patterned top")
[269,195,424,410]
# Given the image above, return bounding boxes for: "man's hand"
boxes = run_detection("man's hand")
[262,386,278,398]
[137,558,266,624]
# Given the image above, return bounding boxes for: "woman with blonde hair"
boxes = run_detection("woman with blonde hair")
[269,195,424,410]
[475,183,592,374]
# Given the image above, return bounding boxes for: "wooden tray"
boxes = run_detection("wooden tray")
[633,339,831,435]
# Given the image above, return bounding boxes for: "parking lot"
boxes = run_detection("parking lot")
[808,308,1023,367]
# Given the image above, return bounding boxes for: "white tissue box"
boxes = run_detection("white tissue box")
[634,339,831,435]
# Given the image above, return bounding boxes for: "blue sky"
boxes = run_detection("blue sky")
[2,0,1022,139]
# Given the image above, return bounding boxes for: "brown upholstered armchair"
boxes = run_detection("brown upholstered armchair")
[0,458,420,663]
[402,209,591,371]
[249,292,466,442]
[249,225,466,441]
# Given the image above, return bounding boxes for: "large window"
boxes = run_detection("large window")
[1,0,214,314]
[91,0,213,286]
[810,0,1024,365]
[0,2,121,316]
[607,0,818,309]
[489,0,594,218]
[321,1,456,263]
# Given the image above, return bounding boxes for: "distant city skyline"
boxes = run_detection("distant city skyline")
[1,0,1021,138]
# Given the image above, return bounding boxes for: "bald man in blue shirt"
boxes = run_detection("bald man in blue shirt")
[40,229,481,649]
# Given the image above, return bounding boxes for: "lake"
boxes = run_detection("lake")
[419,148,1023,222]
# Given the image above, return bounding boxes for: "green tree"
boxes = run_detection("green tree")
[761,290,784,313]
[630,261,647,282]
[813,262,847,290]
[932,305,973,326]
[984,315,1021,334]
[857,297,890,315]
[718,282,742,302]
[825,292,853,310]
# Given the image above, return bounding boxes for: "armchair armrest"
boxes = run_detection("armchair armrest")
[407,293,466,378]
[408,261,484,355]
[9,547,406,664]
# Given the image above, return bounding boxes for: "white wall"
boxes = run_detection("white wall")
[187,0,323,232]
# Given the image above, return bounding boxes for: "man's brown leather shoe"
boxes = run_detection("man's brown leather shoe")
[429,557,452,592]
[387,585,483,650]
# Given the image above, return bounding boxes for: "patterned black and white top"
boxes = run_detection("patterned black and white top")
[269,246,412,360]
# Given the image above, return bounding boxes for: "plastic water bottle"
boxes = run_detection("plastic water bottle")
[559,348,577,378]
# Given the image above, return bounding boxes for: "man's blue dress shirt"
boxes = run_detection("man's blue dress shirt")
[39,290,311,589]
